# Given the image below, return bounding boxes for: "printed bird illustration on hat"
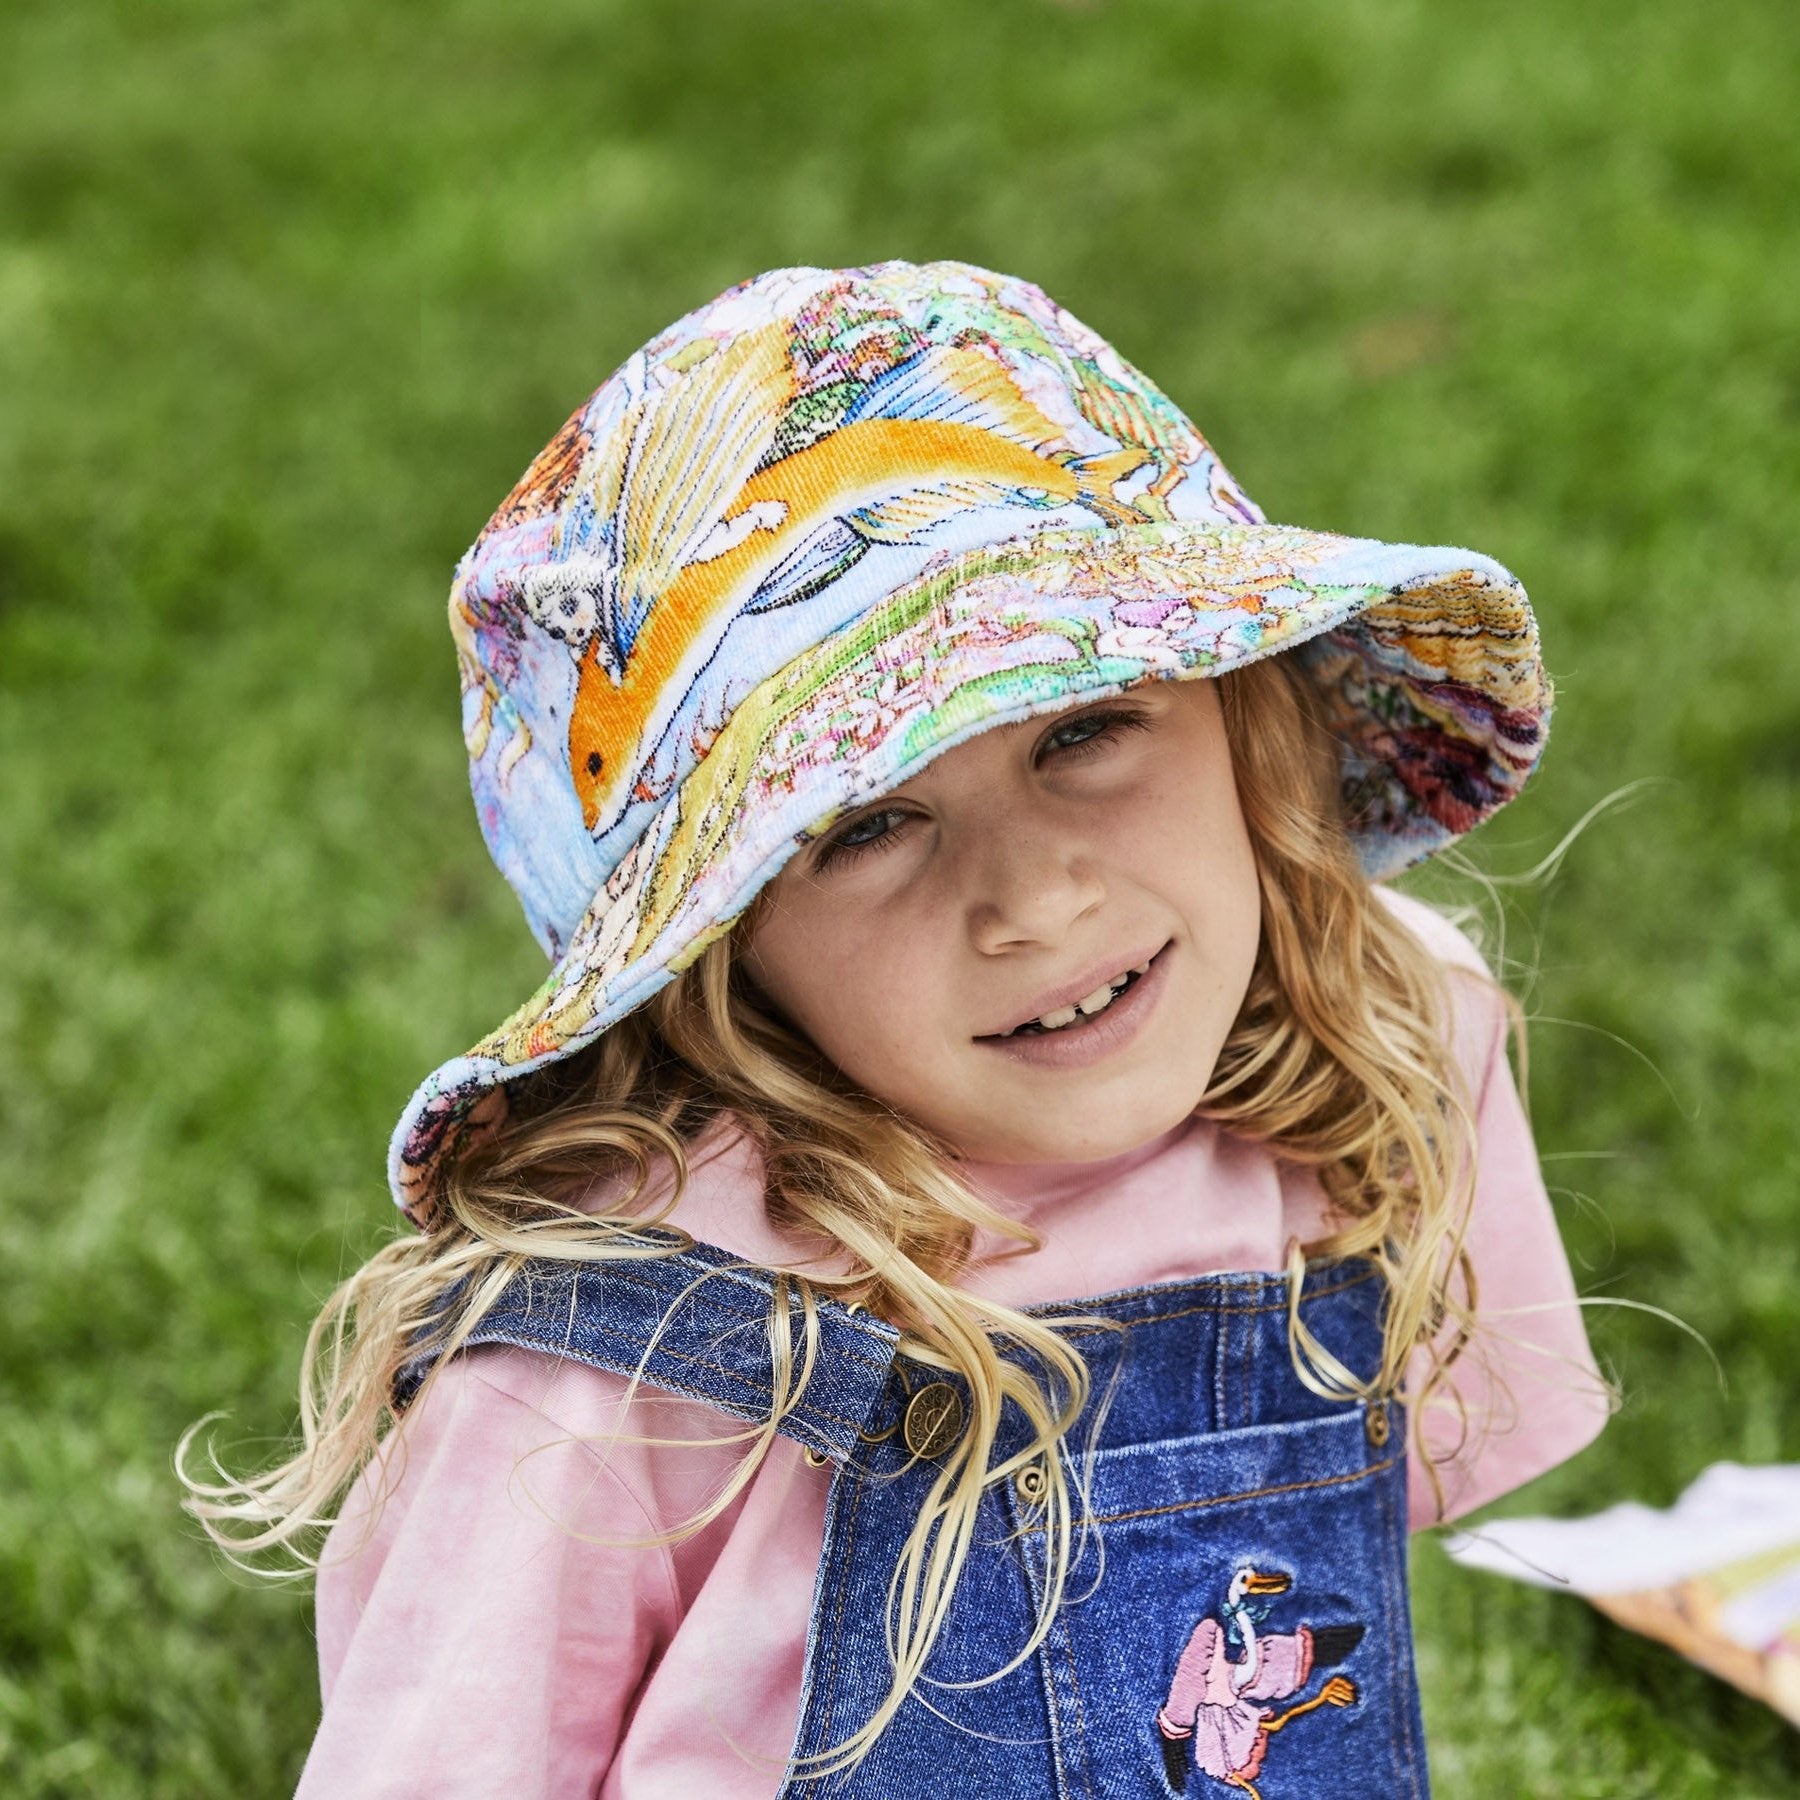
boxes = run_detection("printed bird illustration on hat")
[510,322,1175,850]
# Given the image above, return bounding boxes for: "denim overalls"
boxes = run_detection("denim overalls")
[395,1240,1428,1799]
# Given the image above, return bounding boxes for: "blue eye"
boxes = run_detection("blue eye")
[817,810,907,871]
[842,813,900,846]
[1051,712,1101,748]
[1047,705,1153,761]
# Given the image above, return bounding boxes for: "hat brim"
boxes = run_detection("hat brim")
[391,519,1547,1226]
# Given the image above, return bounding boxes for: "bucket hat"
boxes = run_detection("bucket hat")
[392,259,1549,1228]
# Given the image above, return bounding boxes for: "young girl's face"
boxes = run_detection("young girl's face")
[741,676,1261,1165]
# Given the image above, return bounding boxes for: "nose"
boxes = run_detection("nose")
[964,810,1107,956]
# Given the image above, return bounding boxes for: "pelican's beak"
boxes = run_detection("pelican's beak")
[1242,1570,1292,1596]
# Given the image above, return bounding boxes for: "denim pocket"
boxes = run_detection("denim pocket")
[1005,1404,1426,1799]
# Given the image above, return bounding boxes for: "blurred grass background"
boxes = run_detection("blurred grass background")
[2,0,1795,1790]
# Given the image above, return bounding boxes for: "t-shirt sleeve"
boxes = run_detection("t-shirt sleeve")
[298,1346,683,1799]
[1377,891,1613,1530]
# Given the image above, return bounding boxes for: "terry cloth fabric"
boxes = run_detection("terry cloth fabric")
[305,892,1610,1799]
[392,259,1552,1228]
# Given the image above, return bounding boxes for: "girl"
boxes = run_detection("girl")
[184,260,1612,1797]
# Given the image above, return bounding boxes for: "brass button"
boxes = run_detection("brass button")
[1013,1460,1049,1505]
[1365,1400,1391,1448]
[902,1382,965,1459]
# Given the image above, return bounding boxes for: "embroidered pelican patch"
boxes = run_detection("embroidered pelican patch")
[1155,1565,1363,1796]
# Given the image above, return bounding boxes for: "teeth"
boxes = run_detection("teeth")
[1008,957,1159,1044]
[1007,962,1149,1037]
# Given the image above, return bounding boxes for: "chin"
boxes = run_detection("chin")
[957,1101,1204,1166]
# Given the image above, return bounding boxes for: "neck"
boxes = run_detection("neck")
[952,1114,1199,1211]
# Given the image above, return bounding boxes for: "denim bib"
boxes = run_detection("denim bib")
[396,1245,1428,1798]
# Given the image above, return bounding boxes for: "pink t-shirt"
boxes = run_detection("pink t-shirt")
[300,888,1609,1797]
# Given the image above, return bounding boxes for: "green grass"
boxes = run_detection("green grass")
[2,0,1795,1790]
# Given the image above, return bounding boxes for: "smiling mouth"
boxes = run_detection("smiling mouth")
[984,944,1165,1039]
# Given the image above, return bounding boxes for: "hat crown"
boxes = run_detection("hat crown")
[449,260,1263,957]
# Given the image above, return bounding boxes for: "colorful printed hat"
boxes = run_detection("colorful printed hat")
[393,259,1550,1227]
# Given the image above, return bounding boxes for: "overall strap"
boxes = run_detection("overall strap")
[391,1233,904,1464]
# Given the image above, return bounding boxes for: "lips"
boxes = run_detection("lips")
[979,943,1173,1044]
[974,938,1172,1069]
[976,941,1170,1039]
[997,966,1142,1037]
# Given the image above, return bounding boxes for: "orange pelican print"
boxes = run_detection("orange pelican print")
[524,325,1156,839]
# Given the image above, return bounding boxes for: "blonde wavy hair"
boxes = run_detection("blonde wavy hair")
[181,651,1523,1782]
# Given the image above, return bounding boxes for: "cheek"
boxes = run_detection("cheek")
[746,904,937,1058]
[1127,745,1261,981]
[1204,827,1263,1002]
[1211,849,1264,990]
[1167,854,1257,981]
